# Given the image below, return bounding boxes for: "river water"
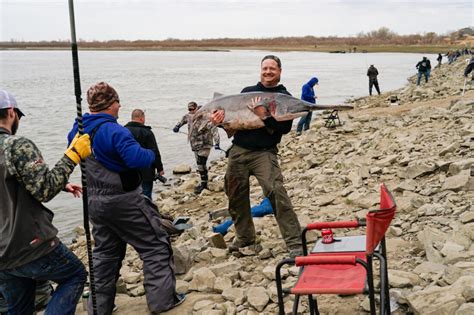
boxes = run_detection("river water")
[0,50,436,241]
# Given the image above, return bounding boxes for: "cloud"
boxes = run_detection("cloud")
[1,0,472,41]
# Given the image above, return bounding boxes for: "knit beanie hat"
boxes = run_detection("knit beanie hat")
[87,82,119,112]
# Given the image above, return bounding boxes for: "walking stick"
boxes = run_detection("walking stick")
[67,1,97,314]
[462,77,467,96]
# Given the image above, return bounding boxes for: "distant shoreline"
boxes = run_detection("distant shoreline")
[0,45,463,53]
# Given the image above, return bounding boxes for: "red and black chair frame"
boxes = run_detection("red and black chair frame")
[275,189,396,315]
[276,254,385,315]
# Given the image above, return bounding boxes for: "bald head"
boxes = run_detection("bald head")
[131,109,145,123]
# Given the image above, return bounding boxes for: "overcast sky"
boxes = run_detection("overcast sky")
[0,0,472,41]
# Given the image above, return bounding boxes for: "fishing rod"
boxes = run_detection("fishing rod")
[67,0,97,314]
[154,125,188,135]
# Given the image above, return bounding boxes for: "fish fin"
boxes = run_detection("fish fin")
[212,92,224,99]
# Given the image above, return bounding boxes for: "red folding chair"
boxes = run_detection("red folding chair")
[275,183,396,315]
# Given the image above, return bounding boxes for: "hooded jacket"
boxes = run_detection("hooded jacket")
[367,66,379,80]
[301,77,318,104]
[68,113,154,173]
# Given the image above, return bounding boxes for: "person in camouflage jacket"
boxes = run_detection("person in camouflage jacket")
[173,101,220,194]
[0,90,90,314]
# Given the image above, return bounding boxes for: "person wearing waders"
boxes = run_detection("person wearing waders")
[367,65,381,96]
[210,55,303,258]
[125,109,164,199]
[0,90,89,314]
[295,76,318,136]
[173,101,220,194]
[68,82,184,315]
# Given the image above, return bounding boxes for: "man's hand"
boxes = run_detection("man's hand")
[65,183,82,198]
[211,109,225,125]
[248,96,270,120]
[65,133,91,165]
[173,126,180,133]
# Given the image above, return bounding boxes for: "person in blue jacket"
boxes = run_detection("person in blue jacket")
[296,77,318,136]
[68,82,183,315]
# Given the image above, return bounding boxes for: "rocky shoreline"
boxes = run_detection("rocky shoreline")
[70,58,473,314]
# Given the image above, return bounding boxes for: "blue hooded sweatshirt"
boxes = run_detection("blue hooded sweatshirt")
[301,77,318,104]
[68,113,154,173]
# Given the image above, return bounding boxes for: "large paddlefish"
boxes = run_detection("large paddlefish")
[190,92,353,137]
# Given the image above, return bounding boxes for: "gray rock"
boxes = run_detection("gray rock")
[209,261,242,277]
[460,211,474,224]
[413,261,446,275]
[455,303,474,315]
[173,245,194,275]
[417,203,444,216]
[448,158,474,175]
[417,228,448,263]
[442,170,473,191]
[176,279,189,294]
[405,160,437,179]
[222,287,246,304]
[442,265,462,285]
[462,286,474,302]
[246,287,269,312]
[189,267,216,292]
[214,276,232,293]
[173,164,192,174]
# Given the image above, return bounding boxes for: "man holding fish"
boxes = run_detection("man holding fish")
[210,55,304,258]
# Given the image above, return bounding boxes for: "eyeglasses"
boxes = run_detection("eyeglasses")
[261,55,281,68]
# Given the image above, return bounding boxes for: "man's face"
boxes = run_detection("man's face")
[260,59,281,88]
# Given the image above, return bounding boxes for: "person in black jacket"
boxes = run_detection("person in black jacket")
[211,55,302,258]
[367,65,381,96]
[125,109,164,199]
[416,56,431,86]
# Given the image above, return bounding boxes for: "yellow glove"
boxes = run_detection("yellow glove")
[65,133,92,164]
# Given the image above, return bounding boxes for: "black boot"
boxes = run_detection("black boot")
[194,182,208,194]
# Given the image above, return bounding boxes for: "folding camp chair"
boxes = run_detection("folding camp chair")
[275,183,396,315]
[324,109,342,128]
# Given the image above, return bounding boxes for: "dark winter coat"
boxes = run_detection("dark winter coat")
[125,121,164,182]
[233,82,292,150]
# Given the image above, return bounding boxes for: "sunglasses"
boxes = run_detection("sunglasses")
[13,108,23,120]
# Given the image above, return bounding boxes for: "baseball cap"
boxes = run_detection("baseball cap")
[0,90,25,117]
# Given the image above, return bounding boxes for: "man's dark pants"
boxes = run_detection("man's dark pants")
[369,78,381,95]
[224,145,302,249]
[87,191,176,314]
[0,242,86,315]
